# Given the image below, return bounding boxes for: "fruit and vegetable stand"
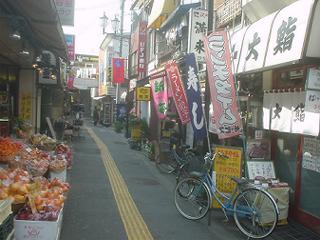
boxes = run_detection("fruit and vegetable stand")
[0,133,72,240]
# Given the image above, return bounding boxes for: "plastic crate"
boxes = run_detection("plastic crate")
[0,214,14,240]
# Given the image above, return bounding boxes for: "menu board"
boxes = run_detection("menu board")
[302,137,320,173]
[247,161,276,180]
[213,146,242,193]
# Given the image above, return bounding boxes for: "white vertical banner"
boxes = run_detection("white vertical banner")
[263,92,272,130]
[188,9,208,63]
[270,92,292,132]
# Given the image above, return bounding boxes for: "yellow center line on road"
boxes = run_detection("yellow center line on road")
[85,126,154,240]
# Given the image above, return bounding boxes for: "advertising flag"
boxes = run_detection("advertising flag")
[150,77,168,119]
[112,58,125,84]
[166,61,191,125]
[182,53,206,140]
[203,31,242,139]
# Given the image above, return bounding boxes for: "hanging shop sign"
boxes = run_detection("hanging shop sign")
[64,34,75,61]
[182,53,206,140]
[237,13,276,73]
[302,137,320,173]
[165,61,190,125]
[204,31,242,139]
[230,0,315,74]
[54,0,75,26]
[188,9,208,63]
[150,77,168,119]
[136,87,151,101]
[112,58,125,84]
[138,21,147,80]
[213,146,242,193]
[263,91,319,136]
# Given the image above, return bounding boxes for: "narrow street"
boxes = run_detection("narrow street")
[60,123,320,240]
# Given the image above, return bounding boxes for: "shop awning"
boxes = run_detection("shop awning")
[0,0,67,60]
[73,78,99,90]
[160,2,201,30]
[147,0,175,29]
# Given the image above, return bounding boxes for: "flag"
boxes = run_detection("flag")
[203,31,242,139]
[182,53,206,140]
[112,58,125,84]
[150,77,168,119]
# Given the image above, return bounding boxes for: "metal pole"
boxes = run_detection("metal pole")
[204,0,214,153]
[116,0,125,104]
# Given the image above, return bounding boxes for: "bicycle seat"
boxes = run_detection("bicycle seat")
[231,177,248,185]
[188,171,205,178]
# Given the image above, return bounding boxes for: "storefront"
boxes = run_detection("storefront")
[225,0,320,233]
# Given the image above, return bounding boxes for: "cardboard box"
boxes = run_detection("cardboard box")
[14,209,63,240]
[49,168,67,182]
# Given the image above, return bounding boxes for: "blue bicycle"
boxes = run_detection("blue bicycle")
[174,152,279,239]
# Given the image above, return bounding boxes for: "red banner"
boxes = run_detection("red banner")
[67,76,74,89]
[112,58,125,84]
[165,61,190,125]
[203,31,242,139]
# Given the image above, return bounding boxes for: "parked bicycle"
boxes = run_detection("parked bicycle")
[174,151,279,239]
[156,136,198,183]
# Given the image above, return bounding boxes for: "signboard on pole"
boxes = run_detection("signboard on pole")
[165,61,190,125]
[203,31,242,139]
[138,21,147,80]
[136,87,151,101]
[54,0,75,26]
[64,34,75,61]
[188,9,208,63]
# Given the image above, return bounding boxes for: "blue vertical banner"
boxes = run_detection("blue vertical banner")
[182,53,206,140]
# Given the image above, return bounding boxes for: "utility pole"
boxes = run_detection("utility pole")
[116,0,125,104]
[204,0,214,152]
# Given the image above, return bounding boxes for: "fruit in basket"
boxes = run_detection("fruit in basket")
[0,138,20,162]
[0,189,8,200]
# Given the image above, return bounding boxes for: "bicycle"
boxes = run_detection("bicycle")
[174,152,279,239]
[156,138,197,183]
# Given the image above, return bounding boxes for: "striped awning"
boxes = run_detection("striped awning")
[147,0,175,29]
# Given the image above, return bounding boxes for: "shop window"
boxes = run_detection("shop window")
[273,68,306,89]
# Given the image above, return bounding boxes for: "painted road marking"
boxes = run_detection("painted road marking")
[86,126,154,240]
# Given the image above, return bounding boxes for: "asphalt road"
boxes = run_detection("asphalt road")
[60,123,320,240]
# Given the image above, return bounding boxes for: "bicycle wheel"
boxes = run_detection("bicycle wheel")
[233,188,278,239]
[174,178,211,220]
[155,152,177,174]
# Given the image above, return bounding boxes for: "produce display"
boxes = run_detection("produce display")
[0,138,21,162]
[30,134,57,151]
[0,132,72,237]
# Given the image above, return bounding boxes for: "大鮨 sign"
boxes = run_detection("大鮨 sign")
[204,31,242,139]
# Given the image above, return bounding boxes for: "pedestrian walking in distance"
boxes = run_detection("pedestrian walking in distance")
[93,106,99,126]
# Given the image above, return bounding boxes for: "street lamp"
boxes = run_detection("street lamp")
[100,12,108,34]
[111,16,120,34]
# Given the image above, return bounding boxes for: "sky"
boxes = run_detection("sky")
[63,0,132,56]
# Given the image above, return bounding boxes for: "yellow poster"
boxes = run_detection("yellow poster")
[20,94,32,120]
[213,146,243,207]
[136,87,151,101]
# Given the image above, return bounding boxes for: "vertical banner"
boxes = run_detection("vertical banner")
[270,92,292,133]
[64,34,75,61]
[291,91,306,134]
[203,31,242,139]
[150,77,168,119]
[138,22,147,80]
[263,92,272,130]
[165,61,190,125]
[182,53,206,140]
[67,76,74,89]
[188,9,208,63]
[112,58,125,84]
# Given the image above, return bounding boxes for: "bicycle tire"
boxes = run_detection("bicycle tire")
[233,188,278,239]
[155,153,178,174]
[174,178,211,220]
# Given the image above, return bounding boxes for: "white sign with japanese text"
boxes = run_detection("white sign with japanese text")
[291,91,306,134]
[270,92,292,133]
[54,0,75,26]
[188,9,208,63]
[303,90,320,136]
[307,67,320,90]
[302,137,320,173]
[264,0,313,67]
[237,13,275,73]
[229,27,247,74]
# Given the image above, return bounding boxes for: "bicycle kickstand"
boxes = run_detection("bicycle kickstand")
[222,208,229,223]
